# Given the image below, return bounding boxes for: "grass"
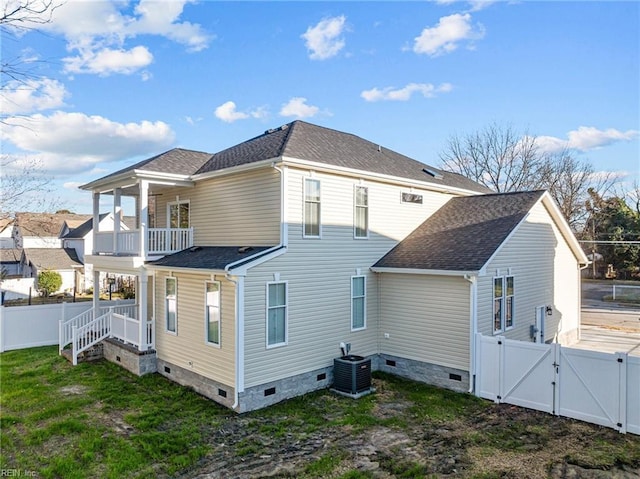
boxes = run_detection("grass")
[2,347,639,478]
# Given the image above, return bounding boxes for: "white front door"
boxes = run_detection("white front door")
[535,306,546,343]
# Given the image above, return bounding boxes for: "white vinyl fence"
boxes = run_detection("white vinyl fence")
[475,333,639,435]
[0,300,134,353]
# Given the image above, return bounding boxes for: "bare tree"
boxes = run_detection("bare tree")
[439,123,620,230]
[0,155,59,221]
[439,123,552,192]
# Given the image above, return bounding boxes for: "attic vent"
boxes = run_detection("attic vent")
[422,168,443,180]
[238,246,253,253]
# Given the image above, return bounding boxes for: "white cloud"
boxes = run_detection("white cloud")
[535,127,639,154]
[63,45,153,76]
[301,15,347,60]
[42,0,211,76]
[1,111,175,173]
[214,101,268,123]
[63,181,84,190]
[433,0,496,11]
[361,82,453,102]
[413,13,485,56]
[1,78,68,115]
[279,97,320,118]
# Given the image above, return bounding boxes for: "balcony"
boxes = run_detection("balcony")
[94,228,193,257]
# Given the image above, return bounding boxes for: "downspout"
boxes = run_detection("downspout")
[464,274,478,394]
[228,163,287,411]
[224,271,244,411]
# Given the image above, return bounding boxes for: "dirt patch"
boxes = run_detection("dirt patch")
[172,378,639,479]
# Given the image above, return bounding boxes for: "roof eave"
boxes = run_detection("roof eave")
[81,170,194,192]
[191,157,281,182]
[370,267,479,276]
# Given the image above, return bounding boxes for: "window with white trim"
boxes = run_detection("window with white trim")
[267,282,287,346]
[354,186,368,238]
[168,201,190,228]
[205,281,221,346]
[166,277,177,333]
[493,275,514,333]
[351,275,366,330]
[304,178,321,237]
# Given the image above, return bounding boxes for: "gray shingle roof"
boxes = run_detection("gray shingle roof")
[23,248,82,270]
[196,121,489,193]
[62,213,109,239]
[97,148,213,183]
[147,246,277,271]
[16,213,92,238]
[373,190,546,272]
[0,249,21,263]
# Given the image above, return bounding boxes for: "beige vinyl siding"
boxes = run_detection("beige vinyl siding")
[242,168,459,388]
[154,271,236,387]
[379,274,470,370]
[477,200,580,343]
[154,168,280,246]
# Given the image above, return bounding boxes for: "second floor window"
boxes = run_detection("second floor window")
[169,201,189,228]
[304,178,321,237]
[354,186,368,238]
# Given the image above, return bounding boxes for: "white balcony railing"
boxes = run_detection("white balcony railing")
[94,228,193,256]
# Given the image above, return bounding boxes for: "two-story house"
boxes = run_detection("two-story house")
[68,121,587,412]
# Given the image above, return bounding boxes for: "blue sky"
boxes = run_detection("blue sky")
[2,0,639,214]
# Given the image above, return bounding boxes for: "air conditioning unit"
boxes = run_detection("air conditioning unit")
[333,355,372,397]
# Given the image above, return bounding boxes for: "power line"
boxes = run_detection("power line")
[579,240,640,245]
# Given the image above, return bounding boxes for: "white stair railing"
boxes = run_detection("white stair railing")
[72,312,111,365]
[59,308,97,352]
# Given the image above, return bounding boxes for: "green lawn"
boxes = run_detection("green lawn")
[1,346,639,478]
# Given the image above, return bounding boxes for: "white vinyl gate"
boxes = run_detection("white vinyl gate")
[475,333,639,434]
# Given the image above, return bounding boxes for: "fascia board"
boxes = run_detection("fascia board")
[370,267,478,276]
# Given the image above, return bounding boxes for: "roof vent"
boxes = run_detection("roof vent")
[190,246,202,252]
[238,246,253,253]
[422,168,444,180]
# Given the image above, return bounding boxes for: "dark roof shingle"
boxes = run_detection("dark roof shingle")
[373,191,545,272]
[147,246,276,271]
[23,248,82,270]
[196,121,489,193]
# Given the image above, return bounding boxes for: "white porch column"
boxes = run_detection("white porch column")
[113,187,121,253]
[139,180,149,259]
[93,269,100,314]
[138,272,149,351]
[92,192,100,255]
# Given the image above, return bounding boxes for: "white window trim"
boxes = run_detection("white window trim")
[353,185,369,239]
[492,275,515,334]
[266,281,288,348]
[351,275,366,331]
[165,276,177,335]
[303,177,321,239]
[167,200,190,228]
[204,280,221,348]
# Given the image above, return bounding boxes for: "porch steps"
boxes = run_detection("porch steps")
[60,342,104,364]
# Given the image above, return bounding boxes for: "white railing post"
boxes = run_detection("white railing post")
[613,284,616,300]
[58,320,63,353]
[72,325,78,366]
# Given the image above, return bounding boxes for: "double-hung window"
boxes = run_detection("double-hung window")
[351,276,366,330]
[493,275,514,333]
[205,281,221,346]
[166,277,177,333]
[304,178,321,237]
[354,186,368,238]
[267,282,287,347]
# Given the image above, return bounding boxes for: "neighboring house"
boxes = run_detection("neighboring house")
[0,248,22,276]
[75,120,588,412]
[13,212,92,249]
[21,248,83,294]
[0,219,15,249]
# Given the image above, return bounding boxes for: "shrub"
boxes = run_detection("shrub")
[37,270,62,297]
